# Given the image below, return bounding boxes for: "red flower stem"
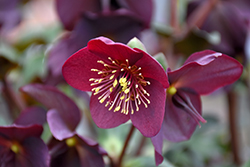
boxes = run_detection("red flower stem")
[183,0,219,36]
[170,0,179,32]
[116,125,135,167]
[135,136,147,156]
[227,90,241,165]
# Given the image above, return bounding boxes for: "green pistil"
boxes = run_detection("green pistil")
[11,143,20,154]
[66,137,77,147]
[167,86,177,95]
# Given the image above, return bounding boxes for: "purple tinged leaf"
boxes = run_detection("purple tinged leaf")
[20,84,81,131]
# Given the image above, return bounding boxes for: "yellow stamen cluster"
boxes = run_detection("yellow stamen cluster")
[89,57,151,115]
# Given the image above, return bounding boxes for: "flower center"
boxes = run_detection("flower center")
[10,142,20,154]
[66,137,77,147]
[89,57,151,115]
[167,86,177,95]
[172,90,207,127]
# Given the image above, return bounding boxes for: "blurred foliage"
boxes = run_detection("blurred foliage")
[163,115,237,167]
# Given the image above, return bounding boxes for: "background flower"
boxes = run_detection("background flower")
[48,0,153,82]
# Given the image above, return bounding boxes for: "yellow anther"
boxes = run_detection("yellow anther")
[98,79,103,83]
[11,143,20,154]
[66,137,77,147]
[110,75,115,80]
[105,101,110,107]
[125,98,130,102]
[95,88,100,93]
[124,88,130,94]
[125,110,129,115]
[97,60,104,64]
[114,106,120,112]
[89,78,95,81]
[119,77,126,84]
[120,95,125,100]
[98,71,103,74]
[167,86,177,95]
[110,87,113,92]
[146,99,150,104]
[100,98,105,103]
[91,69,98,71]
[131,109,134,114]
[113,79,118,87]
[112,70,117,73]
[147,81,150,85]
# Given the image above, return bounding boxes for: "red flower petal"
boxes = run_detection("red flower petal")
[20,84,81,132]
[89,94,130,128]
[62,46,108,91]
[169,53,243,95]
[87,37,143,65]
[21,137,50,167]
[134,48,169,88]
[163,90,201,142]
[47,109,75,141]
[130,79,166,137]
[151,129,164,166]
[183,50,222,66]
[0,125,43,142]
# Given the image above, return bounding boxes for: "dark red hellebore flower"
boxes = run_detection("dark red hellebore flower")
[0,124,50,167]
[62,36,169,137]
[21,84,107,167]
[151,50,243,165]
